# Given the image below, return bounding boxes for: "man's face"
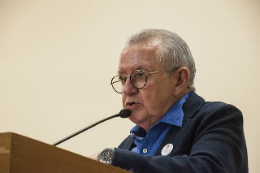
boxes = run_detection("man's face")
[118,42,178,131]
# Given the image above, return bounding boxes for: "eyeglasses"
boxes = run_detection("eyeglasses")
[110,67,180,94]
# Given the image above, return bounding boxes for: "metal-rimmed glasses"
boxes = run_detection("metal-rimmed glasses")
[110,67,180,94]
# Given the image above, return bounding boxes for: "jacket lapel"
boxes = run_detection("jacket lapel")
[154,92,205,156]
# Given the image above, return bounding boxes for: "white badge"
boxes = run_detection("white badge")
[161,144,173,156]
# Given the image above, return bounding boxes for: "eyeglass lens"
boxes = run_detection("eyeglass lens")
[112,70,147,93]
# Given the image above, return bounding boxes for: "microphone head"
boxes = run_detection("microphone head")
[119,109,131,118]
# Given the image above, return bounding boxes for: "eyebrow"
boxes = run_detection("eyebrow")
[118,65,152,75]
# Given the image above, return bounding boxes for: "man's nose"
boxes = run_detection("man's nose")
[122,78,138,95]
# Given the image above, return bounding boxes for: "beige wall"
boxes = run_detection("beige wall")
[1,0,259,172]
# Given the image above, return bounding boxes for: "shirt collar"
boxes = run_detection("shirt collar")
[160,91,190,127]
[130,92,191,136]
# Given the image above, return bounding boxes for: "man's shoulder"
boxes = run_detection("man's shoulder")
[202,100,240,112]
[185,91,242,120]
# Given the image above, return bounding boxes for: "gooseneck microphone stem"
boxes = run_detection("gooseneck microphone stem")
[53,114,118,146]
[53,109,131,146]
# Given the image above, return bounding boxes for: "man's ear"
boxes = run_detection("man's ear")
[173,67,190,96]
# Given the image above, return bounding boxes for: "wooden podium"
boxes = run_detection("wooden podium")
[0,132,129,173]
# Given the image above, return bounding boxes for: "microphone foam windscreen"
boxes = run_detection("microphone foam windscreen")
[119,109,132,118]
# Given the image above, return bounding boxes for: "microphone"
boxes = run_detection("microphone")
[53,109,131,146]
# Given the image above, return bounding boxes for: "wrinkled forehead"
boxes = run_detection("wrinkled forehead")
[118,42,161,75]
[118,65,151,75]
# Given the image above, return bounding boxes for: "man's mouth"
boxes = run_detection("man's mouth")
[126,101,138,108]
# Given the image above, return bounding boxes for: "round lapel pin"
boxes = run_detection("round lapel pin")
[161,144,173,156]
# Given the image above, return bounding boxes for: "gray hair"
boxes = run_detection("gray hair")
[124,29,196,91]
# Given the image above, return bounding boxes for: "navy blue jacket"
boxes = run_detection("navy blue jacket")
[111,92,248,173]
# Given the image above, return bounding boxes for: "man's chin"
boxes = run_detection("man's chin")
[129,113,146,127]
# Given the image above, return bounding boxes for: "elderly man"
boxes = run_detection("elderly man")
[97,29,248,173]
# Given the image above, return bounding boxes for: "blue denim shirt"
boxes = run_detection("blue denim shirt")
[130,92,190,155]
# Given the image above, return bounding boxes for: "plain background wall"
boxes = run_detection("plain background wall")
[1,0,259,172]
